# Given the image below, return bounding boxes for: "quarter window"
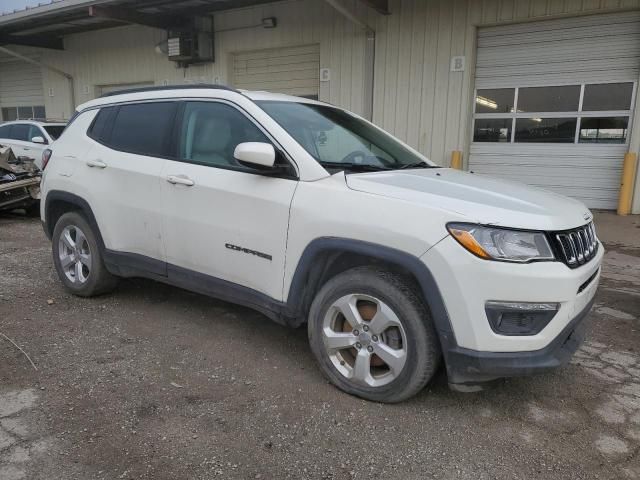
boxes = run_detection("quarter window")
[108,102,176,157]
[179,101,270,171]
[473,82,635,144]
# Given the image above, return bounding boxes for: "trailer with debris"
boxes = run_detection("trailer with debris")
[0,145,41,215]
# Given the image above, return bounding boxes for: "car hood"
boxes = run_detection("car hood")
[345,168,592,231]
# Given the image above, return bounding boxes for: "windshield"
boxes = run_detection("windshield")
[43,125,65,140]
[256,101,435,172]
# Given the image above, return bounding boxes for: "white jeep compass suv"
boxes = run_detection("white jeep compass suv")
[40,85,602,402]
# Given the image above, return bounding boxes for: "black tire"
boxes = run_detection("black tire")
[308,266,441,403]
[52,211,118,297]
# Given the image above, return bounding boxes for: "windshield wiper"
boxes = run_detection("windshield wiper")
[398,161,437,170]
[320,162,391,172]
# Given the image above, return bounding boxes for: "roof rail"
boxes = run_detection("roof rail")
[99,84,238,98]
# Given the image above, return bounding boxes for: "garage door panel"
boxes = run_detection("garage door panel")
[233,45,320,98]
[471,12,638,209]
[0,61,44,108]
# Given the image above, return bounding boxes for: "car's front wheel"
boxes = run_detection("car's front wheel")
[52,211,118,297]
[308,266,440,403]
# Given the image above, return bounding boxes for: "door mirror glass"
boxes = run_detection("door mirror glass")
[31,136,46,144]
[233,142,276,168]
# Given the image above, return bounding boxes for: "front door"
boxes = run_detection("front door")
[160,100,297,301]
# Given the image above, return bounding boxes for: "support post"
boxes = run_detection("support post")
[451,150,463,170]
[618,152,638,216]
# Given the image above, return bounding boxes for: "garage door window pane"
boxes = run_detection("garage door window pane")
[579,117,628,144]
[475,89,515,113]
[517,86,580,112]
[582,83,633,111]
[33,106,46,119]
[515,118,577,143]
[17,107,33,119]
[473,118,512,142]
[2,108,17,121]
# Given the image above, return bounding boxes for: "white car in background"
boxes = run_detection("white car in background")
[0,120,66,169]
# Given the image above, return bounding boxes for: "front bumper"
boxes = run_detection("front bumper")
[443,296,594,385]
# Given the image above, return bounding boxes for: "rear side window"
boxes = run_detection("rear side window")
[0,125,10,138]
[108,102,176,157]
[44,125,65,140]
[87,107,114,142]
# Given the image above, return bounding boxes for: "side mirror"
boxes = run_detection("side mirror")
[31,136,46,145]
[234,142,276,168]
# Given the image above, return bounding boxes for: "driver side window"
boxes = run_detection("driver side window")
[179,102,269,171]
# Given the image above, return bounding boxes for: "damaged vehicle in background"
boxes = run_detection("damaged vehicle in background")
[0,145,41,215]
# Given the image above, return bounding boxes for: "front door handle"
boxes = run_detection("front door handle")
[166,174,195,187]
[86,159,107,169]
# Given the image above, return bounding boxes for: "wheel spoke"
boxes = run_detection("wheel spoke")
[373,343,407,374]
[352,348,372,385]
[75,228,87,251]
[62,229,75,250]
[74,261,83,283]
[368,302,402,335]
[334,296,363,329]
[323,329,356,351]
[60,255,75,269]
[78,252,91,269]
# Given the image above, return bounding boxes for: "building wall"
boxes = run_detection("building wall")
[6,0,640,211]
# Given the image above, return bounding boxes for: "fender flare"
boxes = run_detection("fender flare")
[286,237,455,343]
[43,190,106,251]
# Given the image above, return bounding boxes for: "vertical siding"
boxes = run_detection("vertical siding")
[27,0,640,170]
[372,0,640,166]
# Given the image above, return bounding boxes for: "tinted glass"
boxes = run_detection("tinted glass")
[582,83,633,111]
[109,102,176,157]
[2,108,17,122]
[473,118,512,142]
[10,124,31,141]
[44,125,65,140]
[515,118,577,143]
[88,107,114,142]
[0,125,10,138]
[180,102,269,170]
[517,86,580,112]
[33,106,46,119]
[579,116,629,144]
[475,89,515,114]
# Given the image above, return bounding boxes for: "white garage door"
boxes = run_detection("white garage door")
[469,12,640,209]
[0,60,45,120]
[232,44,320,99]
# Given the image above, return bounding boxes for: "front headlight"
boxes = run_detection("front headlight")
[447,223,555,263]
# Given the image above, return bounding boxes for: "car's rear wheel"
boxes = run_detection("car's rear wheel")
[308,266,440,403]
[52,211,118,297]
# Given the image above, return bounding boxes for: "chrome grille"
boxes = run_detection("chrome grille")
[554,222,598,268]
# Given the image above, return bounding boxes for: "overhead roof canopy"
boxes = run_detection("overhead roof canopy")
[0,0,389,50]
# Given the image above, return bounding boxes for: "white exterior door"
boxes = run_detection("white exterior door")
[469,12,640,209]
[160,100,297,300]
[232,44,320,99]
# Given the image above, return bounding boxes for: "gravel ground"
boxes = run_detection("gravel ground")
[0,211,639,480]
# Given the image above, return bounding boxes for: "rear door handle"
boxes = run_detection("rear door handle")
[166,174,195,187]
[86,159,107,169]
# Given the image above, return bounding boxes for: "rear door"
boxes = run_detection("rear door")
[160,100,298,300]
[82,102,177,273]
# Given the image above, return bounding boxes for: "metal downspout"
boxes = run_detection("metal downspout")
[323,0,375,121]
[0,46,75,119]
